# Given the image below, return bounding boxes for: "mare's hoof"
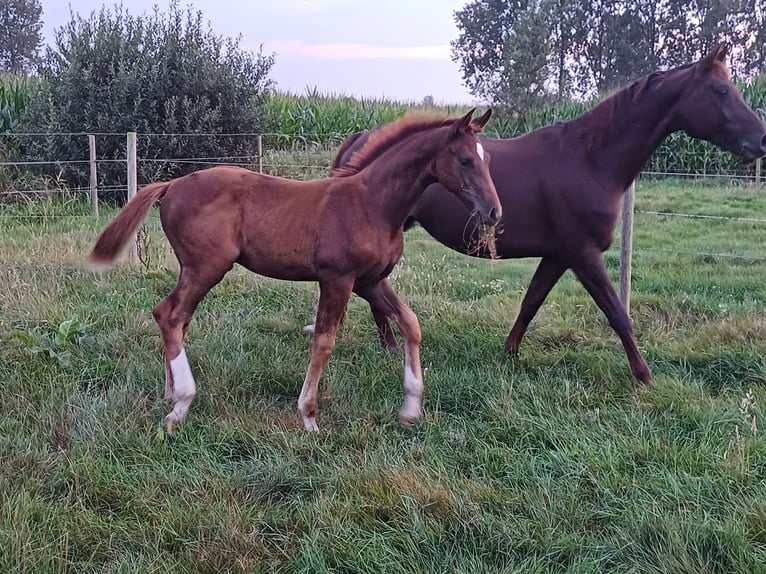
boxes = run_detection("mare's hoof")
[504,341,520,356]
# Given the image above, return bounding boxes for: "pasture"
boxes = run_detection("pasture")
[1,178,766,572]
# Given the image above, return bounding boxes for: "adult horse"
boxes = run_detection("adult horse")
[89,109,501,434]
[331,44,766,385]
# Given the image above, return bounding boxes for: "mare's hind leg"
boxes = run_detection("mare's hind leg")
[356,279,423,426]
[153,265,229,435]
[505,257,567,353]
[570,250,652,384]
[298,277,354,431]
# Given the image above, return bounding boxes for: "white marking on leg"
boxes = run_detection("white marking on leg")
[298,378,319,432]
[476,141,485,161]
[399,364,423,426]
[165,348,196,433]
[164,365,173,400]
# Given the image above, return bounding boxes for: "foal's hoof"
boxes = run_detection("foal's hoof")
[164,414,182,438]
[300,414,320,432]
[398,410,420,428]
[302,324,315,336]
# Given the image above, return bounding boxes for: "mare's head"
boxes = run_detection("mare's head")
[674,44,766,163]
[432,108,501,225]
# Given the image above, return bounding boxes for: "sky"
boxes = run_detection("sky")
[39,0,477,104]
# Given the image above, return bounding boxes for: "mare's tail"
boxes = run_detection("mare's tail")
[88,182,170,267]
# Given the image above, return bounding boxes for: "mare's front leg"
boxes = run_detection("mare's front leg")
[356,279,423,426]
[298,277,354,431]
[571,250,652,384]
[505,256,567,353]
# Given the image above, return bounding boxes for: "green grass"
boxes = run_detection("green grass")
[1,179,766,572]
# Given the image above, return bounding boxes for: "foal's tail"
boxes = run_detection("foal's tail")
[88,182,170,267]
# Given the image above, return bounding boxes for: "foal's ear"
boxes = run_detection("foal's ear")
[470,108,492,132]
[701,43,731,71]
[451,108,476,137]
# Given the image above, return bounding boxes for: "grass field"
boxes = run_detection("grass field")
[1,179,766,573]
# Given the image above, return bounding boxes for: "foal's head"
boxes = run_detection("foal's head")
[674,44,766,163]
[432,108,501,225]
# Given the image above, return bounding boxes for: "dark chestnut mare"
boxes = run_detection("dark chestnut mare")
[89,109,501,434]
[331,45,766,385]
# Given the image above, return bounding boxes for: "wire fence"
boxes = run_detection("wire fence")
[2,131,766,298]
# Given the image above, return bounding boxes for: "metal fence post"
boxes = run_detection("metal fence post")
[257,134,263,173]
[619,180,636,314]
[88,134,98,217]
[127,131,138,260]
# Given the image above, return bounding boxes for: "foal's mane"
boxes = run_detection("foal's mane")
[331,114,458,177]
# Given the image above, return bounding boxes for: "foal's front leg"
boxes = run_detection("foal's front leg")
[357,279,424,426]
[297,277,354,431]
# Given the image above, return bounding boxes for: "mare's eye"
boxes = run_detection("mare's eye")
[714,85,729,96]
[459,157,474,167]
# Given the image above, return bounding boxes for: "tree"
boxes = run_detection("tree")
[452,0,766,111]
[451,0,559,113]
[18,1,274,199]
[0,0,42,73]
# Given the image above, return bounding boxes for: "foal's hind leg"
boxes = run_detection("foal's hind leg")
[505,257,567,353]
[303,306,399,351]
[356,279,423,426]
[153,265,229,435]
[355,286,400,351]
[297,277,354,431]
[570,250,652,384]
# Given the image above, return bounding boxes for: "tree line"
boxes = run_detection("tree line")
[452,0,766,112]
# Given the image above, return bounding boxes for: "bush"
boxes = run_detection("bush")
[14,1,274,202]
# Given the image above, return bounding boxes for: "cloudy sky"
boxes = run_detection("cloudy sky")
[40,0,476,104]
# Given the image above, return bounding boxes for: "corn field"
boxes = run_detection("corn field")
[262,88,470,149]
[0,75,32,135]
[3,74,766,179]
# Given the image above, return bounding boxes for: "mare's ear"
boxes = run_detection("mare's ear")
[470,108,492,132]
[700,43,731,71]
[451,108,475,137]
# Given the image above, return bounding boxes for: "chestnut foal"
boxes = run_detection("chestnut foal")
[89,109,501,434]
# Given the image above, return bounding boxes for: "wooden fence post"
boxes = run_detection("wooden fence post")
[619,180,636,314]
[756,158,762,187]
[88,134,98,217]
[257,134,263,173]
[127,131,138,260]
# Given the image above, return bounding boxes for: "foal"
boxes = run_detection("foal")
[89,109,501,433]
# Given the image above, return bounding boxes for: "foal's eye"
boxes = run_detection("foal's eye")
[459,157,474,167]
[714,85,729,97]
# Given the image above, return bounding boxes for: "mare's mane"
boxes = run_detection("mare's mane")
[571,57,725,149]
[332,114,458,177]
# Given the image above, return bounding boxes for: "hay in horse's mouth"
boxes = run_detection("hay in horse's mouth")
[466,223,498,259]
[480,224,498,259]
